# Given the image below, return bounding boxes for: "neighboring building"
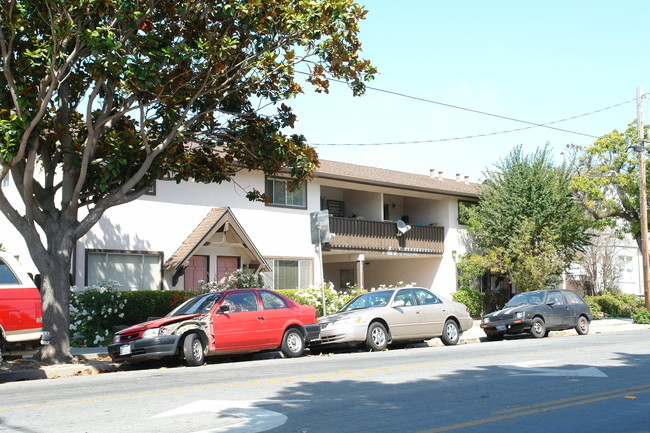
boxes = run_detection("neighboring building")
[0,160,480,299]
[566,232,644,296]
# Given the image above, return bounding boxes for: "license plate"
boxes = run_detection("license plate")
[496,325,506,331]
[119,344,132,356]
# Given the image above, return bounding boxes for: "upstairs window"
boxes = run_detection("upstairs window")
[265,177,306,208]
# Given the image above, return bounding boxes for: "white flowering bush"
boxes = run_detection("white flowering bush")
[292,283,366,316]
[69,281,127,347]
[198,268,266,292]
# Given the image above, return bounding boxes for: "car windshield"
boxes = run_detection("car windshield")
[166,293,223,317]
[339,291,394,312]
[504,292,544,308]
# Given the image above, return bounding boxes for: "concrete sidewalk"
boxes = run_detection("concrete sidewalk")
[1,318,648,382]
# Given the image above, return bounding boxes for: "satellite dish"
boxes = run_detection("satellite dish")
[396,219,411,236]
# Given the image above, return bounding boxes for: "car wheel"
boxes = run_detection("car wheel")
[281,328,305,358]
[365,322,388,351]
[575,315,590,335]
[441,319,460,346]
[530,317,546,338]
[183,333,206,366]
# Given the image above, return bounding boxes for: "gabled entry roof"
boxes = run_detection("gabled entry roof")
[163,207,268,272]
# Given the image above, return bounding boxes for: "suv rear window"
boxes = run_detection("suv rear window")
[0,259,20,285]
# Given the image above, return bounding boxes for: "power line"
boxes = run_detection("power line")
[295,72,637,146]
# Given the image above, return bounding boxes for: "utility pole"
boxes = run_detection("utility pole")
[636,86,650,311]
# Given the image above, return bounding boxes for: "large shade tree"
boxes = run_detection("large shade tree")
[0,0,375,363]
[466,145,592,292]
[570,122,648,250]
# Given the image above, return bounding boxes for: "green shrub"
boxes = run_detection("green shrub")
[452,286,483,318]
[631,307,650,324]
[583,296,603,318]
[120,290,197,326]
[596,292,628,317]
[585,290,644,319]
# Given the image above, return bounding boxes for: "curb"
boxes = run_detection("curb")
[0,360,122,382]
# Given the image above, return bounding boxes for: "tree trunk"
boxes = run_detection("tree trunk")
[33,251,75,364]
[36,268,74,364]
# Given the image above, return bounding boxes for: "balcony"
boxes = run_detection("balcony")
[324,217,444,255]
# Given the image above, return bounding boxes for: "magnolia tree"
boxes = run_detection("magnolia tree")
[0,0,375,363]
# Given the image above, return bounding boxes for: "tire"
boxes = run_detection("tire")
[575,315,590,335]
[281,328,305,358]
[183,333,206,366]
[530,317,546,338]
[365,322,388,351]
[441,320,460,346]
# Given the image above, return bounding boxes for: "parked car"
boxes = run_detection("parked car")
[0,252,49,360]
[315,287,473,351]
[480,289,593,340]
[108,288,320,366]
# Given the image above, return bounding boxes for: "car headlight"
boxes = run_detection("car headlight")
[333,317,363,327]
[483,317,490,324]
[142,328,161,339]
[515,312,524,319]
[113,334,121,344]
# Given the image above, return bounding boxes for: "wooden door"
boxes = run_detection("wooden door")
[184,255,209,291]
[217,256,240,283]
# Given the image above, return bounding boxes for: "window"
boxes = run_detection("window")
[458,200,478,225]
[265,177,306,208]
[264,259,313,290]
[414,288,442,305]
[0,259,19,285]
[564,291,585,305]
[260,290,289,310]
[394,289,417,306]
[223,292,259,312]
[619,256,634,282]
[86,250,163,290]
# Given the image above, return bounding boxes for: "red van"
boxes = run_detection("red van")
[0,252,48,360]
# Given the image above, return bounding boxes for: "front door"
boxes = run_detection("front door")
[545,291,573,328]
[211,291,267,352]
[217,256,240,283]
[184,256,209,291]
[385,289,425,339]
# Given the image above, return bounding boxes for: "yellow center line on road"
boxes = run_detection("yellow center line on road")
[492,383,650,415]
[417,384,650,433]
[0,340,646,413]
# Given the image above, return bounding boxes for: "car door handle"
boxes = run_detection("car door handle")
[258,316,265,320]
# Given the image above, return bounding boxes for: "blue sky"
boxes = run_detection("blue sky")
[286,1,650,182]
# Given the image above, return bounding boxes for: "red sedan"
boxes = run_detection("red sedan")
[108,288,319,366]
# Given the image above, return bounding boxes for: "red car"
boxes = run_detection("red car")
[108,288,320,366]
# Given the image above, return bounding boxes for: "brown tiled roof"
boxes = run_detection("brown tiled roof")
[164,207,268,271]
[315,160,480,198]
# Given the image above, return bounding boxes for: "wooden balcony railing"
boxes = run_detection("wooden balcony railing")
[324,217,444,254]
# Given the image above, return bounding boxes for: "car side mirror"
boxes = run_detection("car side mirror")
[218,305,231,313]
[392,300,405,308]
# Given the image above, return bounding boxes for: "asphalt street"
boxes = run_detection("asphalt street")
[0,327,648,433]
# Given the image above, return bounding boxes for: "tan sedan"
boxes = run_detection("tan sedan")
[316,287,473,351]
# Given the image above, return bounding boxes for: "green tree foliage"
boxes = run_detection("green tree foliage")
[570,122,648,250]
[466,145,591,291]
[0,0,375,363]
